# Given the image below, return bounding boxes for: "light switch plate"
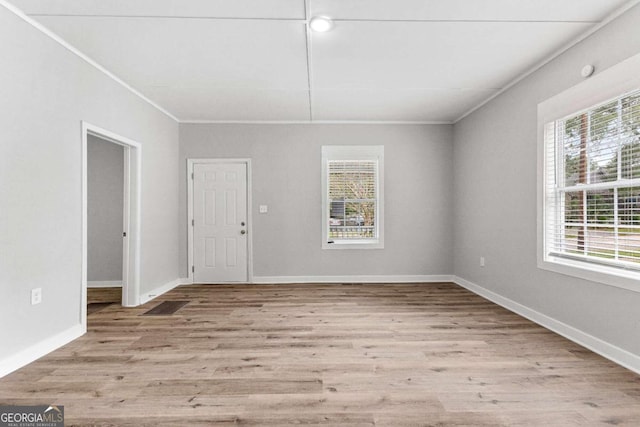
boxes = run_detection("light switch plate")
[31,288,42,305]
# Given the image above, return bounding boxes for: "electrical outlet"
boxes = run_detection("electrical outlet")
[31,288,42,305]
[480,257,485,267]
[259,205,268,214]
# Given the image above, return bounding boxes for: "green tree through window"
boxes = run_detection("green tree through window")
[553,91,640,264]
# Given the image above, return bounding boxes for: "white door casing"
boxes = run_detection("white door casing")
[82,121,142,333]
[192,161,249,283]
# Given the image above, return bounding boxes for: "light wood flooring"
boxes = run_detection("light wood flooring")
[87,287,122,304]
[1,283,640,426]
[87,287,122,315]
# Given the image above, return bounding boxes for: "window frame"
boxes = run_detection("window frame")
[537,53,640,293]
[321,145,384,250]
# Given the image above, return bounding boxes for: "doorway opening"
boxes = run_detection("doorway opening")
[82,122,141,332]
[87,135,124,313]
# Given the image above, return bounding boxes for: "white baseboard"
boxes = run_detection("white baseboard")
[179,278,191,285]
[0,323,83,378]
[453,275,640,375]
[252,275,454,284]
[139,278,182,305]
[88,280,122,288]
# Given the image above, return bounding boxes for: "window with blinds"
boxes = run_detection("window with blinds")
[544,89,640,271]
[322,146,384,248]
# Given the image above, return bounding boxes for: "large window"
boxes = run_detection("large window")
[322,146,384,249]
[542,87,640,286]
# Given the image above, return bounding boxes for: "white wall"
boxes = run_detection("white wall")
[179,124,453,280]
[0,5,179,364]
[87,135,123,283]
[453,5,640,356]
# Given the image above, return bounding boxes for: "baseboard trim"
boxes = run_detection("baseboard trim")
[253,275,454,284]
[453,275,640,375]
[139,279,182,305]
[0,323,83,378]
[88,280,122,288]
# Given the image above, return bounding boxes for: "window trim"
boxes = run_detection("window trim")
[321,145,384,250]
[537,53,640,293]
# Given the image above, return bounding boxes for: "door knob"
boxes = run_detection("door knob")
[240,230,246,235]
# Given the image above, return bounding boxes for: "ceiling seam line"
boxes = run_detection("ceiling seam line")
[28,14,308,21]
[330,19,600,24]
[304,0,313,122]
[26,14,599,25]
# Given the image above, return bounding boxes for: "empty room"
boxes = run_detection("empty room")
[2,0,640,425]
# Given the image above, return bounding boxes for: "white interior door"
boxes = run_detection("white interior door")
[193,162,248,282]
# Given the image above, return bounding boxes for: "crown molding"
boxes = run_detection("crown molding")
[179,119,453,125]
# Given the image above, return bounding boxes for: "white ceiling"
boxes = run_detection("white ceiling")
[9,0,633,123]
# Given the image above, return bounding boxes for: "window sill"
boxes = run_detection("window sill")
[538,255,640,294]
[323,240,384,250]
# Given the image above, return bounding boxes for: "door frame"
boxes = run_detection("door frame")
[187,158,253,284]
[82,122,142,330]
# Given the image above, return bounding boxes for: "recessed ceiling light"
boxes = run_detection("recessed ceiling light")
[309,16,334,33]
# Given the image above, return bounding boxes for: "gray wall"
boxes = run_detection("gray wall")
[0,6,179,361]
[453,5,640,356]
[179,124,453,279]
[87,135,124,283]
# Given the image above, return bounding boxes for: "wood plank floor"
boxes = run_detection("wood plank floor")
[87,287,122,304]
[1,283,640,426]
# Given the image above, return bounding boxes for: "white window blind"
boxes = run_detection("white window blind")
[322,146,384,249]
[328,160,377,241]
[544,89,640,271]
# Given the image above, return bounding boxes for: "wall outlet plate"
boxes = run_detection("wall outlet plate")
[259,205,268,213]
[31,288,42,305]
